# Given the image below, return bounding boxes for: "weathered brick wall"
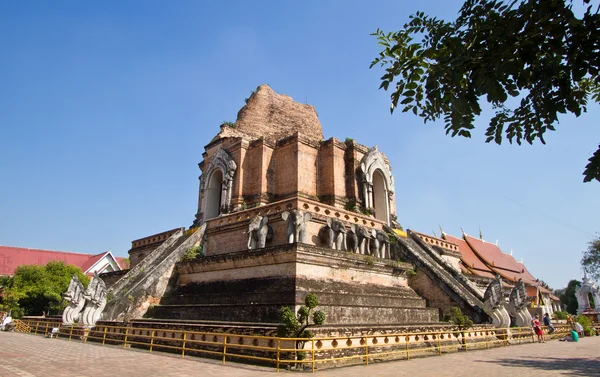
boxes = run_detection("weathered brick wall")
[155,244,436,324]
[99,269,129,288]
[202,198,387,254]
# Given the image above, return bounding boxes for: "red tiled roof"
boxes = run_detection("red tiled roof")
[79,252,108,273]
[0,246,120,276]
[442,233,496,278]
[463,234,538,285]
[115,257,129,270]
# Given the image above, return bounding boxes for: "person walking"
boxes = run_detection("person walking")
[543,313,555,335]
[532,314,544,343]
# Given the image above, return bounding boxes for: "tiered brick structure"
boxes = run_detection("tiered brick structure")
[148,85,438,324]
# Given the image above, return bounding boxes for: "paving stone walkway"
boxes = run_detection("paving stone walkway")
[1,331,599,376]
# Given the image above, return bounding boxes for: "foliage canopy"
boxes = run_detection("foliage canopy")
[556,279,581,314]
[371,0,600,182]
[582,236,600,280]
[0,261,89,317]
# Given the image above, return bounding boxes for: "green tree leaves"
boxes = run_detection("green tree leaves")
[276,293,326,338]
[582,236,600,280]
[556,279,581,314]
[372,0,600,182]
[1,261,89,316]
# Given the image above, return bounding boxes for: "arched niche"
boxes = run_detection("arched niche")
[575,273,600,313]
[205,169,223,220]
[359,146,395,225]
[372,170,389,223]
[195,148,237,225]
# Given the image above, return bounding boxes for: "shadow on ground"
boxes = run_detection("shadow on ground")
[476,357,600,376]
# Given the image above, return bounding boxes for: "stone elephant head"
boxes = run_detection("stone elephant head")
[319,218,347,250]
[351,224,371,255]
[372,230,390,259]
[346,226,359,253]
[282,210,312,244]
[247,215,270,249]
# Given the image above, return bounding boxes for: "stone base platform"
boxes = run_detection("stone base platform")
[152,244,439,325]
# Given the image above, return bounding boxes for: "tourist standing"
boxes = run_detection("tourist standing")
[543,313,555,334]
[532,314,544,343]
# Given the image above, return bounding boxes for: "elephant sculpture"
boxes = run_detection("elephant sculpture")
[247,215,272,249]
[346,226,359,253]
[319,218,347,250]
[351,224,371,255]
[281,210,312,244]
[372,230,390,259]
[62,274,85,324]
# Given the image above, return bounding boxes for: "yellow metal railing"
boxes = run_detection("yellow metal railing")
[13,319,31,333]
[16,320,571,372]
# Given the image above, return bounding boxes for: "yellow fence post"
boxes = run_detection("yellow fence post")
[437,332,442,356]
[485,330,489,349]
[311,338,315,373]
[123,327,129,349]
[222,335,228,365]
[102,327,107,345]
[150,330,155,353]
[405,335,410,360]
[69,326,74,341]
[181,331,186,358]
[365,338,369,367]
[45,322,49,336]
[276,338,281,373]
[463,330,467,352]
[531,326,535,343]
[35,322,39,335]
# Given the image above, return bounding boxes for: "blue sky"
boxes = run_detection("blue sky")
[1,1,598,289]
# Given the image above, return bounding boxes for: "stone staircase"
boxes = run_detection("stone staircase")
[390,230,489,323]
[102,224,207,321]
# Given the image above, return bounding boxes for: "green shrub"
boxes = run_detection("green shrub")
[553,310,568,320]
[182,245,202,261]
[576,314,594,335]
[444,307,473,330]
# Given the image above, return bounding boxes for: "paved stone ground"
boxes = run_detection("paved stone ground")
[1,331,599,376]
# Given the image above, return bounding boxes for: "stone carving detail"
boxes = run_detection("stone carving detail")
[62,274,85,324]
[575,272,600,314]
[346,226,359,253]
[507,279,530,327]
[351,224,371,255]
[359,146,395,224]
[247,215,272,249]
[195,147,237,225]
[81,273,107,326]
[483,275,510,328]
[281,210,312,244]
[372,230,390,259]
[319,218,347,250]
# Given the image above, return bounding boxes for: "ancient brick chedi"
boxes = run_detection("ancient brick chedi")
[119,85,438,325]
[112,85,550,328]
[191,84,397,229]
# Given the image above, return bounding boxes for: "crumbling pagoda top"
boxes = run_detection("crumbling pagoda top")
[212,84,324,144]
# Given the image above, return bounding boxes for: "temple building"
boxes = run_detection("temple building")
[102,85,558,328]
[0,245,127,276]
[442,231,561,315]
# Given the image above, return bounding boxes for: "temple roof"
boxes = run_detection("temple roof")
[211,84,324,144]
[0,246,126,276]
[442,233,496,278]
[462,234,539,285]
